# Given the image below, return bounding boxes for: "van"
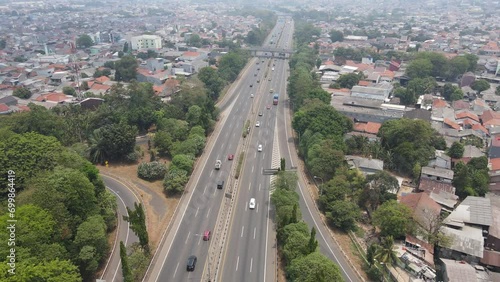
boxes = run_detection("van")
[217,180,224,189]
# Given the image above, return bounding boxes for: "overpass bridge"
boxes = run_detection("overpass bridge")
[243,47,294,58]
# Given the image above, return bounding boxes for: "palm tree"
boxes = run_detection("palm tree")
[374,236,400,266]
[88,128,106,163]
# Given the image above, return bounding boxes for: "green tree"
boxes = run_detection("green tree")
[372,200,413,238]
[307,227,319,254]
[448,56,470,79]
[171,154,195,174]
[0,259,81,282]
[287,252,343,282]
[120,241,133,282]
[283,229,310,264]
[293,102,352,137]
[76,34,93,48]
[452,157,489,198]
[278,221,309,246]
[464,54,478,72]
[114,55,138,82]
[217,51,248,82]
[163,167,189,194]
[74,215,108,278]
[448,141,464,158]
[154,131,173,155]
[123,203,149,254]
[471,79,490,94]
[187,34,202,47]
[415,52,449,78]
[62,86,76,96]
[13,87,32,99]
[123,42,129,53]
[406,58,433,78]
[329,30,344,42]
[327,200,360,231]
[280,157,286,171]
[307,139,345,181]
[273,171,298,191]
[336,73,361,89]
[127,243,150,281]
[374,236,400,265]
[198,67,225,100]
[0,132,62,194]
[157,118,189,141]
[88,122,137,163]
[358,171,398,213]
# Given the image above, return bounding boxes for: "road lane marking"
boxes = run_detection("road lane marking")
[241,226,245,237]
[259,183,261,191]
[198,235,201,245]
[173,262,179,278]
[250,258,253,273]
[249,182,252,191]
[254,152,257,158]
[256,204,259,213]
[195,207,199,217]
[210,170,214,177]
[245,203,248,211]
[263,153,266,159]
[236,256,240,271]
[252,165,254,173]
[185,231,190,245]
[254,227,256,239]
[203,185,208,194]
[206,207,211,218]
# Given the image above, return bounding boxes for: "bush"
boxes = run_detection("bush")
[163,166,189,194]
[235,152,245,179]
[137,161,167,181]
[125,151,140,163]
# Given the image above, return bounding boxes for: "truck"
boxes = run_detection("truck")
[273,93,279,105]
[215,160,221,170]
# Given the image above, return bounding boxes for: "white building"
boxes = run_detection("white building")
[130,35,162,50]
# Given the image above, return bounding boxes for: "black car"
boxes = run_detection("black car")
[249,84,253,87]
[187,255,197,271]
[217,180,224,189]
[258,112,263,116]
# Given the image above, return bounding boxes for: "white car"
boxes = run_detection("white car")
[255,121,260,127]
[272,67,275,71]
[249,198,256,209]
[257,144,262,152]
[250,93,254,98]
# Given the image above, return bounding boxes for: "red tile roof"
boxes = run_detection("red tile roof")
[490,158,500,171]
[358,80,371,86]
[418,178,455,194]
[444,118,461,130]
[472,123,489,135]
[91,84,110,91]
[481,110,500,124]
[0,103,10,112]
[35,92,68,102]
[95,76,110,83]
[365,122,382,134]
[400,192,442,229]
[432,98,448,108]
[455,111,479,122]
[183,51,200,57]
[16,105,30,112]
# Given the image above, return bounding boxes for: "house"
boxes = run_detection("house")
[440,259,492,282]
[440,196,492,263]
[427,150,452,170]
[136,68,169,85]
[345,155,384,176]
[49,71,68,85]
[421,166,454,183]
[418,178,456,196]
[78,98,104,110]
[0,103,11,114]
[429,190,459,212]
[488,135,500,159]
[482,194,500,269]
[350,81,393,101]
[404,108,432,122]
[452,145,484,166]
[130,35,162,50]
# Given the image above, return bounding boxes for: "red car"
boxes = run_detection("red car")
[203,230,211,241]
[266,105,271,109]
[228,154,234,160]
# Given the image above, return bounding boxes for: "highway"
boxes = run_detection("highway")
[218,18,293,282]
[143,20,287,282]
[100,175,140,282]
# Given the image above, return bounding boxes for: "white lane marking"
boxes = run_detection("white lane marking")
[198,235,201,245]
[252,165,254,173]
[263,153,266,159]
[206,207,211,218]
[195,207,199,217]
[250,257,253,273]
[241,226,245,237]
[259,183,261,191]
[185,231,190,245]
[210,170,214,177]
[256,204,259,213]
[245,203,248,211]
[173,262,179,278]
[254,227,256,239]
[254,152,257,158]
[236,256,240,271]
[203,185,208,195]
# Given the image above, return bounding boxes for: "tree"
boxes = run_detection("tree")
[154,131,173,155]
[358,171,398,213]
[496,85,500,96]
[123,42,129,53]
[76,34,93,49]
[280,157,286,171]
[287,252,343,282]
[114,55,138,82]
[0,259,81,282]
[336,73,361,89]
[74,215,108,278]
[307,227,319,254]
[273,171,298,191]
[307,140,345,181]
[120,242,133,282]
[217,51,248,82]
[198,67,225,100]
[163,167,189,194]
[278,221,309,246]
[452,157,489,198]
[13,87,32,99]
[448,56,470,79]
[406,58,433,78]
[471,79,490,94]
[327,200,360,232]
[374,236,400,265]
[123,203,149,254]
[415,52,449,78]
[283,229,310,264]
[187,34,202,47]
[464,54,478,72]
[81,81,89,90]
[88,122,137,163]
[62,86,76,96]
[171,154,194,174]
[448,142,464,158]
[372,200,413,238]
[329,30,344,42]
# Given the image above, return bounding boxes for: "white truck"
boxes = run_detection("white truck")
[215,160,221,170]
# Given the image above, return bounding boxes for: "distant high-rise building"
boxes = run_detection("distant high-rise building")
[131,35,162,50]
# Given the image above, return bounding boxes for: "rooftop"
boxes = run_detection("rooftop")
[421,166,454,180]
[444,196,492,227]
[440,225,484,258]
